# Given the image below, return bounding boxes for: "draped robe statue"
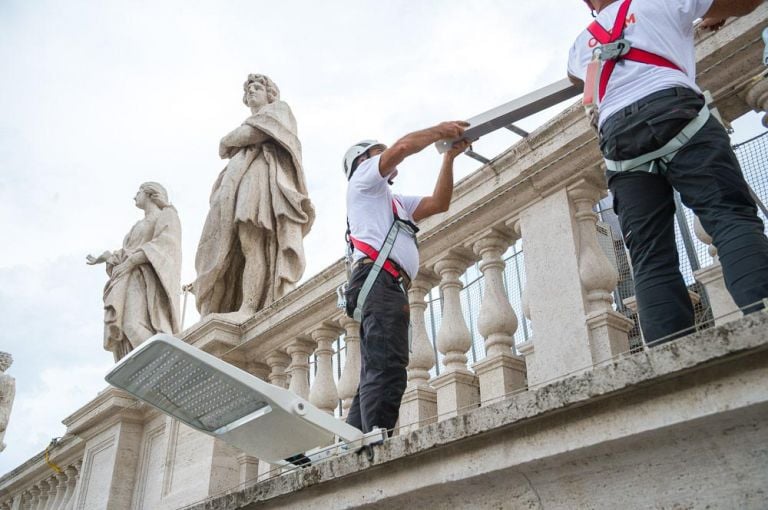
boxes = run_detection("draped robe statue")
[87,182,182,361]
[0,352,15,452]
[193,74,315,317]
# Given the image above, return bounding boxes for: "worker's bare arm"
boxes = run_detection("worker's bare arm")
[378,121,469,177]
[413,140,471,222]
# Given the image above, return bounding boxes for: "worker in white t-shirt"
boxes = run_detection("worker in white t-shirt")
[568,0,768,344]
[342,122,470,436]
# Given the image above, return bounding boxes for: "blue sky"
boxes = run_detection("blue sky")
[0,0,764,473]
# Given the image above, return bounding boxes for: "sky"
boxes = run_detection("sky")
[0,0,764,474]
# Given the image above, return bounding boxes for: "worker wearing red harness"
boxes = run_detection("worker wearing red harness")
[342,122,469,435]
[568,0,768,344]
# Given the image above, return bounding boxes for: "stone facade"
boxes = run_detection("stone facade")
[1,7,767,509]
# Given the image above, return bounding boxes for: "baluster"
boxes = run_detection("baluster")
[37,480,51,510]
[62,461,81,510]
[337,317,361,419]
[431,253,479,419]
[286,337,315,400]
[472,231,526,406]
[309,323,343,415]
[28,487,40,510]
[744,74,768,128]
[569,182,633,364]
[693,216,742,324]
[55,466,75,510]
[266,351,291,389]
[47,472,66,510]
[399,272,439,433]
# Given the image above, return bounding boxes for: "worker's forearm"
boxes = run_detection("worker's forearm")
[391,126,446,160]
[431,156,455,211]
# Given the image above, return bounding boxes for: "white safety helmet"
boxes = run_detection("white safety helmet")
[343,140,386,180]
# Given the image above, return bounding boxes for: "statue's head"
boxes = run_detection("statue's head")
[139,182,171,209]
[242,74,280,110]
[0,352,12,373]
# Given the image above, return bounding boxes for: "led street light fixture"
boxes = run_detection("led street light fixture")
[106,334,368,464]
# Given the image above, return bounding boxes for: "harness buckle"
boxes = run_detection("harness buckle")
[596,39,632,61]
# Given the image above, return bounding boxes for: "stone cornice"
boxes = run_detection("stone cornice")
[62,387,144,439]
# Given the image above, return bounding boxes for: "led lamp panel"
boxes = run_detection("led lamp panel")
[106,334,364,463]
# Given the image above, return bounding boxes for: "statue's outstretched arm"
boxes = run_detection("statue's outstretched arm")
[86,250,113,265]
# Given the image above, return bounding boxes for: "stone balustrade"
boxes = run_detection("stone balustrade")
[1,7,766,509]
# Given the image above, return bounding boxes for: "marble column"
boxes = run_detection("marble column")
[693,216,742,324]
[309,323,343,415]
[430,254,479,419]
[472,231,527,406]
[286,337,315,400]
[337,316,361,419]
[569,181,634,365]
[399,272,439,433]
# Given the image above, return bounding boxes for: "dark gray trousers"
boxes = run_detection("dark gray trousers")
[601,87,768,344]
[344,264,409,435]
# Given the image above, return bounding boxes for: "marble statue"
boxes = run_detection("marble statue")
[192,74,315,317]
[87,182,182,361]
[0,352,15,452]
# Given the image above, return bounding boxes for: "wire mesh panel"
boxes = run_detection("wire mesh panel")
[735,131,768,229]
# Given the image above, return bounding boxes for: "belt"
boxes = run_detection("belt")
[354,257,412,290]
[612,87,701,120]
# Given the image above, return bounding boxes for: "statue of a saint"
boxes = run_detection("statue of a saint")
[87,182,182,361]
[0,352,15,452]
[193,74,315,317]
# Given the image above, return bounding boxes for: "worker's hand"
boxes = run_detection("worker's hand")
[435,121,470,140]
[698,17,726,32]
[445,139,472,160]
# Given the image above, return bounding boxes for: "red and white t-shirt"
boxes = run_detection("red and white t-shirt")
[568,0,713,127]
[347,154,422,279]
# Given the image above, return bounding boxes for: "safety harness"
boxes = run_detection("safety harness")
[583,0,711,174]
[341,199,418,324]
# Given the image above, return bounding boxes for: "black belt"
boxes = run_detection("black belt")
[354,257,412,290]
[611,87,701,120]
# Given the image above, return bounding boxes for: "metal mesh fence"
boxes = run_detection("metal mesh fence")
[315,130,768,411]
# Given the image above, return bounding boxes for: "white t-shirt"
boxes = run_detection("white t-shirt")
[347,154,422,280]
[568,0,713,128]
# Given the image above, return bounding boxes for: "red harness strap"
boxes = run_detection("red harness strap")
[587,0,682,102]
[348,200,402,279]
